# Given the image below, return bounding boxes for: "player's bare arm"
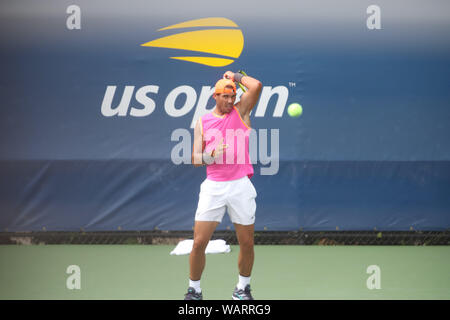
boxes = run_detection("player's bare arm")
[192,118,204,167]
[192,118,227,167]
[223,71,262,128]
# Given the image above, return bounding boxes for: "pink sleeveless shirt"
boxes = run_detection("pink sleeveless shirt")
[200,106,254,181]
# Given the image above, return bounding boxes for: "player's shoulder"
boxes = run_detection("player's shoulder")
[195,113,212,131]
[233,103,245,117]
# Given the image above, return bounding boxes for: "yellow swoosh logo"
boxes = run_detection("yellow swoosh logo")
[141,17,244,67]
[158,17,239,31]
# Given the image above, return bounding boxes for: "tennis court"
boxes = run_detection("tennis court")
[1,245,448,300]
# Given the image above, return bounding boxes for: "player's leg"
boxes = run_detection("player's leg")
[234,223,255,278]
[226,176,257,300]
[232,223,255,300]
[185,220,220,300]
[190,220,219,281]
[185,178,227,300]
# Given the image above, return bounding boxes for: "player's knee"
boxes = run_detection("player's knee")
[192,238,209,252]
[238,238,254,251]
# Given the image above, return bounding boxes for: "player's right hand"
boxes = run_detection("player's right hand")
[213,138,228,158]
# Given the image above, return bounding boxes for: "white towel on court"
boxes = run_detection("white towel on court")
[170,239,231,255]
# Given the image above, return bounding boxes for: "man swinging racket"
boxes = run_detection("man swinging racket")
[185,70,262,300]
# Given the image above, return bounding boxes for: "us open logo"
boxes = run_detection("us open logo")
[140,17,244,67]
[101,17,289,175]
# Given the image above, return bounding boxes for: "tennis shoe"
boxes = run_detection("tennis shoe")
[232,284,254,300]
[184,287,203,300]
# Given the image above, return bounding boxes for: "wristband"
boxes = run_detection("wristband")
[202,151,214,165]
[234,72,244,83]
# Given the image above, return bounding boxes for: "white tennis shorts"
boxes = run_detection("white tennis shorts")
[195,176,257,225]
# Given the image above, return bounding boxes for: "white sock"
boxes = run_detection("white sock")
[189,279,201,293]
[237,275,251,290]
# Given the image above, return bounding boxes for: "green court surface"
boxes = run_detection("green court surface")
[0,245,449,300]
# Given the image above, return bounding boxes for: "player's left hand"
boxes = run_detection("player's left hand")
[223,71,235,81]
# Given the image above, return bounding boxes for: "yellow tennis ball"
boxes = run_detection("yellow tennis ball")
[287,103,303,117]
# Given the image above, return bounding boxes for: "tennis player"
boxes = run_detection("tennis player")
[184,71,262,300]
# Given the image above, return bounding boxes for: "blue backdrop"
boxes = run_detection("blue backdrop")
[1,0,449,231]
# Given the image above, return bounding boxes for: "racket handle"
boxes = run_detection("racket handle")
[238,70,248,76]
[237,70,247,92]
